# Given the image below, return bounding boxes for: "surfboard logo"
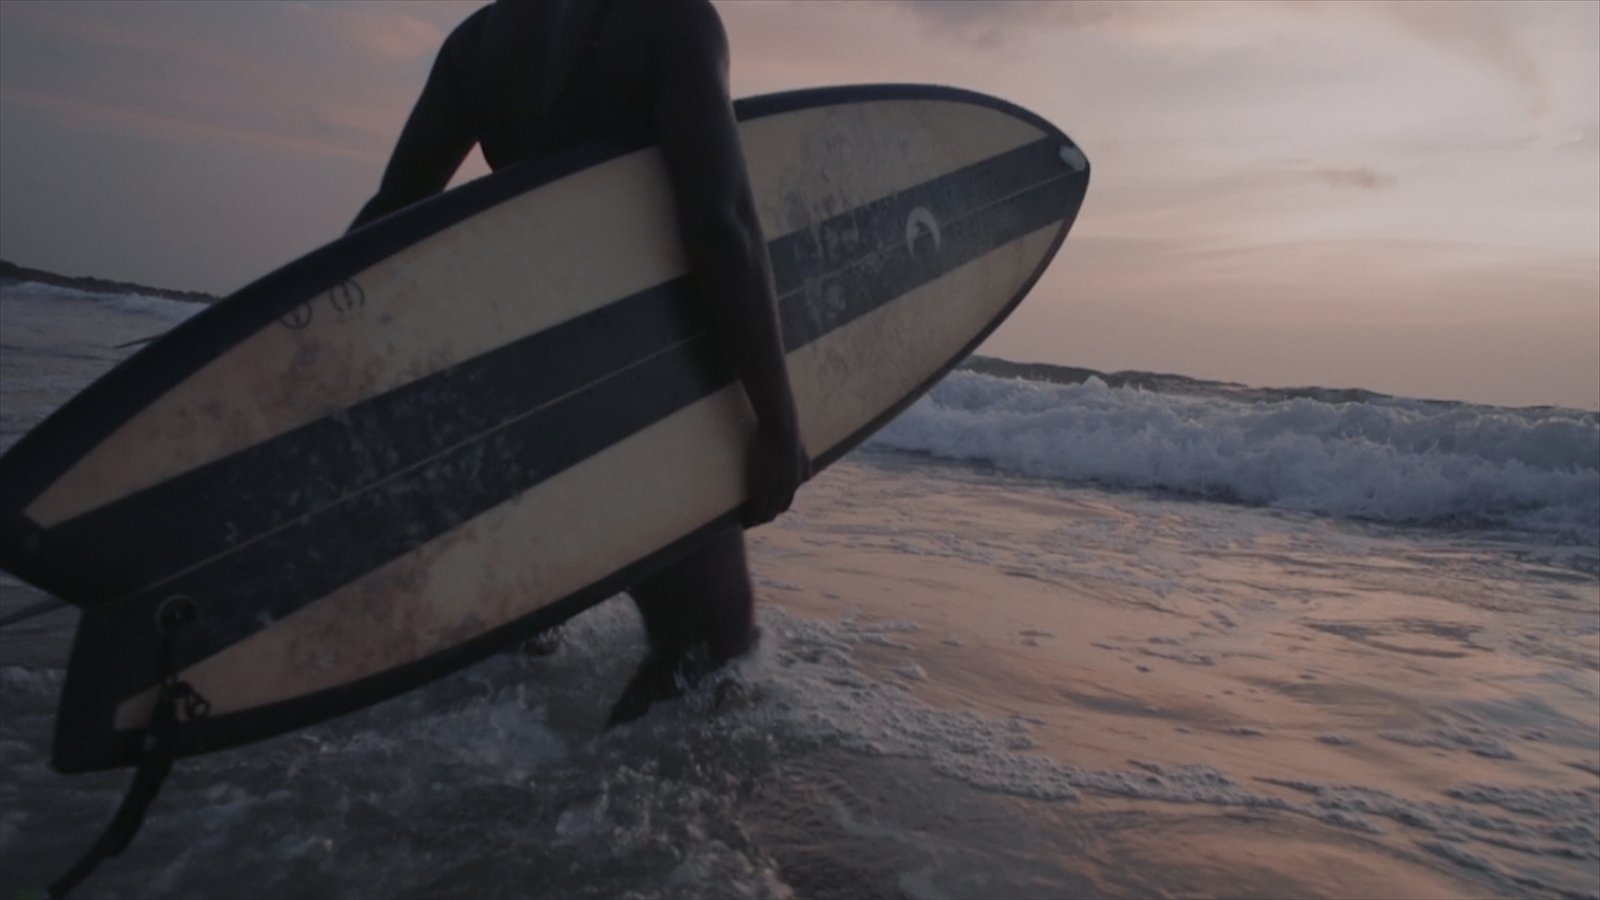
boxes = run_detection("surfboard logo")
[280,301,313,330]
[328,280,366,320]
[905,207,941,257]
[279,280,365,330]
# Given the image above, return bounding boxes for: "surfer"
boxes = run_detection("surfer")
[350,0,808,724]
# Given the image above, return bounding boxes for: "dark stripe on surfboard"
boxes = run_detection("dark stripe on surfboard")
[54,144,1082,767]
[27,137,1073,604]
[55,509,751,771]
[33,280,709,602]
[774,138,1071,350]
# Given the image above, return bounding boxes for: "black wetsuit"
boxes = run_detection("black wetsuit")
[351,0,807,725]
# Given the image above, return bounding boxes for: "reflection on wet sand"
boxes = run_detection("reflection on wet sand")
[748,455,1599,899]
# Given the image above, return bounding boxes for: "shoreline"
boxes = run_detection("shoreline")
[0,259,217,306]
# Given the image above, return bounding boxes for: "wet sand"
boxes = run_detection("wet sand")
[742,454,1600,898]
[2,454,1595,898]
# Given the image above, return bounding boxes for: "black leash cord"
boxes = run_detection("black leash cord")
[47,599,208,899]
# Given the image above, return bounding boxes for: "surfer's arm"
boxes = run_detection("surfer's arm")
[652,1,808,525]
[349,29,477,232]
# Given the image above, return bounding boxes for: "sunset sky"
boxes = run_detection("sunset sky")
[1,0,1595,409]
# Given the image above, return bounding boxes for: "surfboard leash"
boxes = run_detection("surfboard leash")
[46,597,210,899]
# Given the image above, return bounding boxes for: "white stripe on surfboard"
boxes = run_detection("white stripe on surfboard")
[741,100,1045,248]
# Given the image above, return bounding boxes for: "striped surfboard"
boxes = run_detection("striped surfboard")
[0,85,1088,771]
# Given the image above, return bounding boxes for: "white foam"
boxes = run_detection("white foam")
[1,280,206,322]
[745,610,1306,807]
[865,372,1600,538]
[3,595,1590,896]
[101,292,207,324]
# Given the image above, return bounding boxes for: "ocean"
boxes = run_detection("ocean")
[1,278,1596,899]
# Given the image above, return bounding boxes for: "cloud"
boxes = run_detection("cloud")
[1,2,283,85]
[3,88,381,162]
[988,234,1600,408]
[0,2,446,160]
[1304,165,1396,191]
[889,0,1203,49]
[891,0,1575,129]
[1369,0,1551,116]
[893,0,1123,45]
[318,8,444,62]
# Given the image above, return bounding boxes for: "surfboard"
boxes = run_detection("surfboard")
[0,84,1088,772]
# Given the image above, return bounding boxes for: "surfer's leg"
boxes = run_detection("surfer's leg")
[632,526,755,661]
[609,526,756,725]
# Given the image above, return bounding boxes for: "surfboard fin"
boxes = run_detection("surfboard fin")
[45,598,210,898]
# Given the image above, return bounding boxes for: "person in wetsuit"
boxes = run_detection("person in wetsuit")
[350,0,808,725]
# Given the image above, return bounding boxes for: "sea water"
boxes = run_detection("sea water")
[1,279,1596,898]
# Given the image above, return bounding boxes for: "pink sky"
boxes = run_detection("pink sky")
[1,0,1595,409]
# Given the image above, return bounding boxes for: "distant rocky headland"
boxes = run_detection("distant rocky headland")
[0,260,217,305]
[957,354,1246,396]
[957,354,1395,405]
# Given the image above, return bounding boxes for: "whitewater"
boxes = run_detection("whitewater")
[2,278,1596,899]
[868,367,1598,541]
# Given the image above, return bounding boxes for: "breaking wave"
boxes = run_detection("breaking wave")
[866,369,1600,538]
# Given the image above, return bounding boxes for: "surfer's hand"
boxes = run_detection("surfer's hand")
[743,425,809,528]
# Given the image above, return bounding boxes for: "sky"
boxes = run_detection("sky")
[0,1,1595,410]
